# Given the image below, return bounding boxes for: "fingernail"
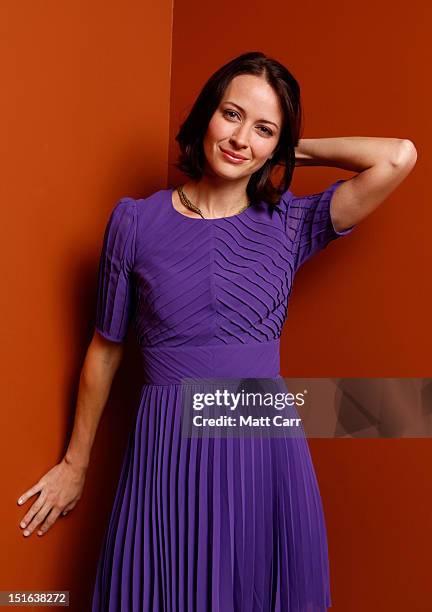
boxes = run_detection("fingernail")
[23,530,29,536]
[18,499,23,505]
[20,521,26,528]
[37,531,43,536]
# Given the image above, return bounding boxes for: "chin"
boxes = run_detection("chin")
[203,159,237,179]
[216,167,248,181]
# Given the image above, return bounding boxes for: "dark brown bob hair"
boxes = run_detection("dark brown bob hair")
[173,51,303,207]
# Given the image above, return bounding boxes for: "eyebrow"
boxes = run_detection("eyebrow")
[224,100,279,129]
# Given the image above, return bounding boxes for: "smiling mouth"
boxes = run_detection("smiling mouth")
[219,147,249,162]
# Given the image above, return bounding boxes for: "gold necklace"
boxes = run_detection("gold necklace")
[176,185,250,219]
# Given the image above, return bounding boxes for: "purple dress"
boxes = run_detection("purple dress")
[91,180,355,611]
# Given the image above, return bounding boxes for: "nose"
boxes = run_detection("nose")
[229,124,249,150]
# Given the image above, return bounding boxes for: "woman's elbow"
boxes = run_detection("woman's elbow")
[390,139,418,169]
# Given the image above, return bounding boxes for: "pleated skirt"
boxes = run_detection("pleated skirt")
[91,383,332,611]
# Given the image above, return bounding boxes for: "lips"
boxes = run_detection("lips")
[220,147,248,161]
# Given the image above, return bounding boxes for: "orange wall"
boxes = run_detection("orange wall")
[1,1,173,609]
[168,1,431,611]
[2,0,431,610]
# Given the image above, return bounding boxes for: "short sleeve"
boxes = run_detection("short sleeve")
[282,179,356,273]
[94,197,137,343]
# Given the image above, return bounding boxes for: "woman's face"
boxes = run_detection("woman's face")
[202,74,283,181]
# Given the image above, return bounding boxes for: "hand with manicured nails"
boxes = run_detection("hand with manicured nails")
[17,458,86,537]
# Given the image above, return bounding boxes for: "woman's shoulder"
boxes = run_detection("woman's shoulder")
[257,188,295,222]
[104,196,137,234]
[110,188,170,220]
[135,188,172,218]
[276,179,347,218]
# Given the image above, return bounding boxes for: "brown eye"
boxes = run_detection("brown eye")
[223,109,238,119]
[223,109,273,136]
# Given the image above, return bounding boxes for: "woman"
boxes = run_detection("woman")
[17,51,417,610]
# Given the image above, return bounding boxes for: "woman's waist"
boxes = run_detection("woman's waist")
[139,338,281,384]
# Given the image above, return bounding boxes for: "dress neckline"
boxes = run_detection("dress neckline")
[168,187,252,222]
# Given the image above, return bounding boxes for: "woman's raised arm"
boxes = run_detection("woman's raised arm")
[295,136,418,232]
